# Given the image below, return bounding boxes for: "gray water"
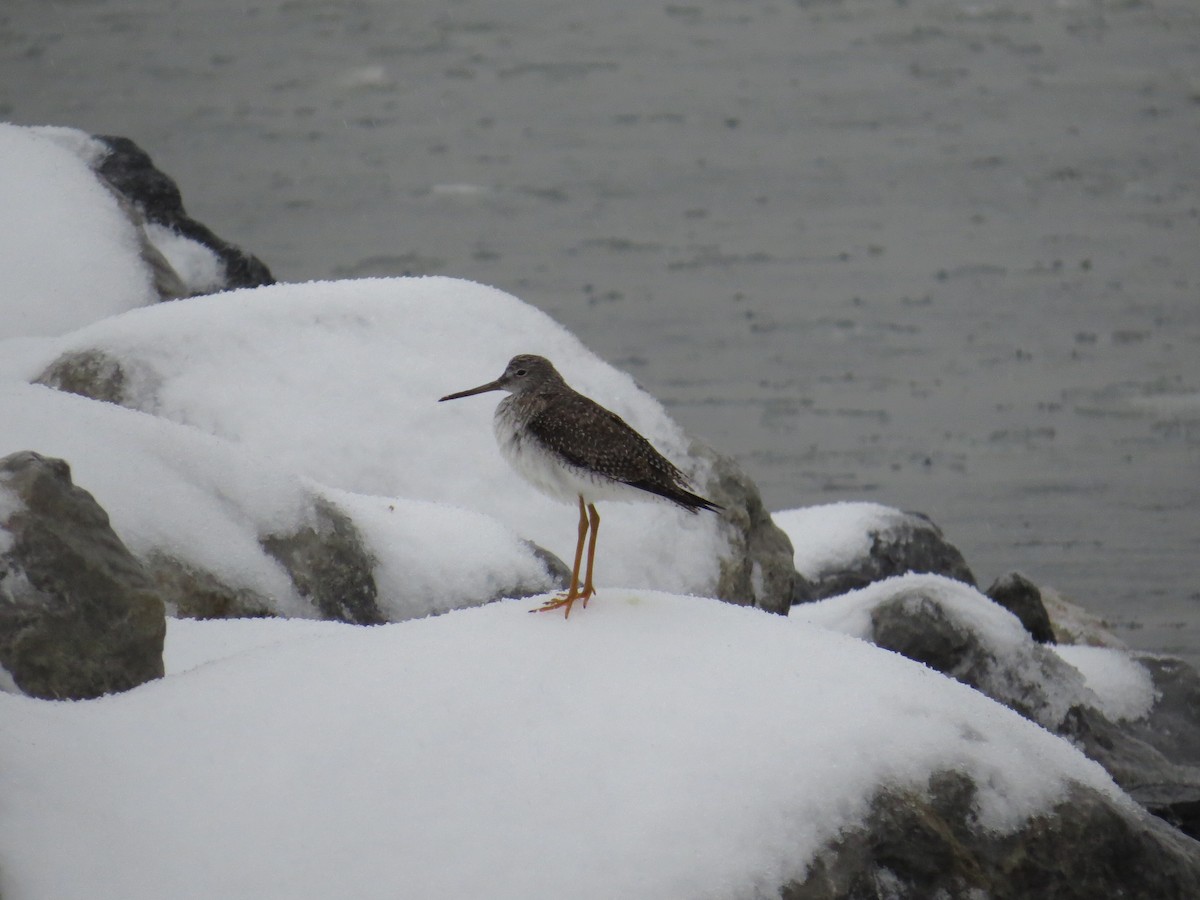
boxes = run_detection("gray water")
[4,0,1198,664]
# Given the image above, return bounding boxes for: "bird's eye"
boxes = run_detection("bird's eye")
[516,369,527,377]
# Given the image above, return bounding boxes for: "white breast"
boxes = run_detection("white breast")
[493,398,655,507]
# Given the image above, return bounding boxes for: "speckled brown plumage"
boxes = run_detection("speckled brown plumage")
[518,382,719,512]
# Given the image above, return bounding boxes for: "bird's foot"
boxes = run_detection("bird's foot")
[531,587,595,619]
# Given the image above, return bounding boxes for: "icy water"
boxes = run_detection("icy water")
[3,0,1198,663]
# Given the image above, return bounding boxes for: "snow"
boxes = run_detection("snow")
[790,573,1164,734]
[0,122,1160,898]
[33,277,726,596]
[0,383,552,619]
[0,124,156,336]
[143,222,226,295]
[773,502,909,580]
[0,594,1127,900]
[792,572,1033,656]
[0,119,718,612]
[1052,644,1158,723]
[320,487,558,618]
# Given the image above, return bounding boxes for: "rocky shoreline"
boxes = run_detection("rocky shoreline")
[1,128,1198,897]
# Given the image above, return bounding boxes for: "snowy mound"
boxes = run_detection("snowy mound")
[774,502,906,580]
[0,593,1126,899]
[775,501,974,598]
[0,382,556,620]
[0,124,156,336]
[791,573,1149,726]
[32,278,729,596]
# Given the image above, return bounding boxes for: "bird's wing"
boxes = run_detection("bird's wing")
[524,391,684,486]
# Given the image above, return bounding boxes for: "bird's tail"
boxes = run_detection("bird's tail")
[676,489,723,514]
[637,481,723,514]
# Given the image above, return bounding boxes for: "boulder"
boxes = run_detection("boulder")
[144,552,275,621]
[816,574,1200,842]
[260,496,386,625]
[142,491,566,625]
[1121,655,1200,837]
[986,570,1056,643]
[784,772,1200,899]
[1042,584,1128,649]
[700,443,797,614]
[0,450,165,699]
[35,347,133,406]
[867,584,1078,725]
[93,134,274,294]
[32,276,797,614]
[775,502,975,603]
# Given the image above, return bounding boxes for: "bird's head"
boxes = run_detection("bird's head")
[439,354,561,402]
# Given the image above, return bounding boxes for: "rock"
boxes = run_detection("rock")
[522,539,572,593]
[260,496,385,625]
[35,347,136,406]
[144,490,565,624]
[1059,704,1200,841]
[700,443,797,614]
[37,351,792,616]
[867,582,1079,726]
[775,502,975,603]
[986,570,1056,642]
[1042,584,1127,649]
[784,772,1200,899]
[1126,656,1200,773]
[93,134,274,294]
[31,275,798,615]
[1123,655,1200,838]
[144,552,275,620]
[0,450,164,699]
[852,575,1200,841]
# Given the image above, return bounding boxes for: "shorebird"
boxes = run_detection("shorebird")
[439,354,722,618]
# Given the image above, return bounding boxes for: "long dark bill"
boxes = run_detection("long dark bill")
[439,380,504,402]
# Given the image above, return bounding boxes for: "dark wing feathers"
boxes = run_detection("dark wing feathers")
[525,389,722,513]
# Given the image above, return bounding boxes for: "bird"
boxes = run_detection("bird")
[439,354,722,618]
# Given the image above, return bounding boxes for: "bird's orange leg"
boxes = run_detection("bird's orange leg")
[580,503,600,607]
[532,495,589,618]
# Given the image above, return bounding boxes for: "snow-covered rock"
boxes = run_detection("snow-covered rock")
[2,122,1197,894]
[0,383,560,624]
[1,593,1197,899]
[89,133,274,294]
[0,124,157,336]
[0,125,271,327]
[794,573,1200,841]
[32,277,794,611]
[775,501,974,602]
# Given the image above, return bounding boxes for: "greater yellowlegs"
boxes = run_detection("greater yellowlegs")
[439,354,722,617]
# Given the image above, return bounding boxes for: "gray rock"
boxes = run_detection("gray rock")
[35,350,794,615]
[35,347,138,406]
[93,134,274,293]
[260,496,385,625]
[863,578,1200,841]
[784,772,1200,899]
[0,450,164,699]
[868,586,1078,726]
[144,552,275,621]
[1059,704,1200,841]
[1122,655,1200,838]
[697,442,797,614]
[521,540,572,594]
[986,570,1056,643]
[795,507,975,603]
